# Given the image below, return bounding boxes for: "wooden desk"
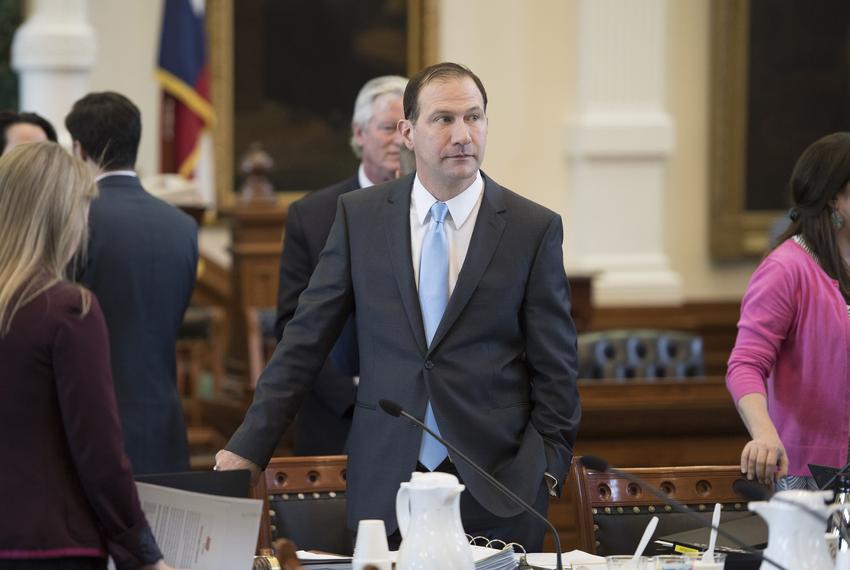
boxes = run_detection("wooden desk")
[547,376,748,551]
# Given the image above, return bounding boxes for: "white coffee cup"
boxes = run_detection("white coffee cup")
[353,519,391,570]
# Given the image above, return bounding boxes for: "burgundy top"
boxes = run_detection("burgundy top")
[0,281,161,567]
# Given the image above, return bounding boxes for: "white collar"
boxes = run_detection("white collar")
[95,170,137,182]
[412,171,483,228]
[357,163,376,189]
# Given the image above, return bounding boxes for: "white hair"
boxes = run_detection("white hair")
[349,75,408,158]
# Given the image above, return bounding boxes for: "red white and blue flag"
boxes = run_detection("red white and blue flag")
[156,0,215,204]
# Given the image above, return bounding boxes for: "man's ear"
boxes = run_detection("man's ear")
[352,121,365,150]
[72,140,89,162]
[399,119,414,150]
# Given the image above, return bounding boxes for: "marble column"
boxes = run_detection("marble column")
[11,0,96,146]
[566,0,682,305]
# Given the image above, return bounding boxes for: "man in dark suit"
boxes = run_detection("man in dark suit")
[67,92,198,475]
[217,63,580,550]
[276,75,407,455]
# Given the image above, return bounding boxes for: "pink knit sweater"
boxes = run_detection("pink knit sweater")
[727,239,850,476]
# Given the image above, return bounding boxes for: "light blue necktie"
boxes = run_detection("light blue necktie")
[418,201,450,470]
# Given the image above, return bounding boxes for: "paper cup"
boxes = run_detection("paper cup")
[353,519,391,569]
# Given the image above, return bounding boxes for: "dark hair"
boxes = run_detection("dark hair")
[403,62,488,123]
[774,132,850,302]
[0,111,58,155]
[65,92,141,170]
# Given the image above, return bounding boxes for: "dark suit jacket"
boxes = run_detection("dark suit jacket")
[228,172,580,532]
[274,175,360,454]
[80,174,198,475]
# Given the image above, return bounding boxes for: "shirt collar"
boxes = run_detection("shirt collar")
[357,163,376,189]
[412,171,483,228]
[95,170,137,182]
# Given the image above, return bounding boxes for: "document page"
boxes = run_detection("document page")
[136,481,263,570]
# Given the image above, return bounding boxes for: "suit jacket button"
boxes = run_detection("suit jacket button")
[424,360,434,370]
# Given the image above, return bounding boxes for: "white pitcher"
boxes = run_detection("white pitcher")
[749,489,842,570]
[395,471,474,570]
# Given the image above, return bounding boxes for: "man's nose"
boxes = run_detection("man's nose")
[451,122,472,145]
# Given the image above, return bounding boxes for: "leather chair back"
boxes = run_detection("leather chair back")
[577,329,704,380]
[254,455,352,555]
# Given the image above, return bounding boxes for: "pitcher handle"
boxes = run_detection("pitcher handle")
[396,485,411,539]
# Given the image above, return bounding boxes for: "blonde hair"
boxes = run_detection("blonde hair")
[0,142,97,335]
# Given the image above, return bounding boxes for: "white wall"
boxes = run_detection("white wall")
[88,0,163,178]
[665,0,756,299]
[439,0,576,218]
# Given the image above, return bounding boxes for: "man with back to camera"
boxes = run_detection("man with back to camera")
[275,75,407,455]
[67,92,199,475]
[217,62,580,550]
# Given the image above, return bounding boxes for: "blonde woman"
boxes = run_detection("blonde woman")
[0,143,173,570]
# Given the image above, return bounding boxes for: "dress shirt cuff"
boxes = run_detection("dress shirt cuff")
[544,472,558,497]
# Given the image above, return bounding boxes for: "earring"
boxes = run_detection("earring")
[831,209,845,230]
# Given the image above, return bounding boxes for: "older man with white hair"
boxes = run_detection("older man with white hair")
[273,75,407,455]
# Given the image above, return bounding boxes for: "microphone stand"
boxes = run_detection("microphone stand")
[380,400,563,570]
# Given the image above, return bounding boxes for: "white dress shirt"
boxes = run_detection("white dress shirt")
[95,170,137,182]
[357,163,376,189]
[410,171,560,495]
[410,171,484,294]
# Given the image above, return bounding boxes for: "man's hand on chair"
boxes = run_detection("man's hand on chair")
[214,449,262,486]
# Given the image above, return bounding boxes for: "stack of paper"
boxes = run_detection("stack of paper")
[471,544,518,570]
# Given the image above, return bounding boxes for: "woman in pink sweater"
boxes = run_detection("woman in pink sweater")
[728,132,850,489]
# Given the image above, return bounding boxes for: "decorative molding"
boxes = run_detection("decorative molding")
[11,0,95,145]
[708,0,783,259]
[208,0,436,211]
[207,0,234,209]
[566,0,682,306]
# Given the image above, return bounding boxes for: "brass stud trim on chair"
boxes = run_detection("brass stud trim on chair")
[632,506,640,514]
[648,505,656,513]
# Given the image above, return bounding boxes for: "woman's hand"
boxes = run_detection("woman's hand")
[142,561,175,570]
[735,393,789,485]
[740,433,788,485]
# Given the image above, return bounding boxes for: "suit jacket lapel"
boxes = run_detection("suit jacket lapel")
[383,178,428,354]
[427,175,507,354]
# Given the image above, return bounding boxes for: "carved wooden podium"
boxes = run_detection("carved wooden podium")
[219,145,287,371]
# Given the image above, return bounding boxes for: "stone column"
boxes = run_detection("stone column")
[11,0,96,146]
[566,0,682,305]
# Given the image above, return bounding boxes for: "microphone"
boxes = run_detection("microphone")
[378,399,564,570]
[733,479,850,544]
[580,456,788,570]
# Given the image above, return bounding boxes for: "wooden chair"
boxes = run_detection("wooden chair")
[569,456,760,556]
[253,455,352,556]
[245,306,278,389]
[176,305,227,424]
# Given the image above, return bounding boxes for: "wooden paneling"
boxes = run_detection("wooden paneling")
[219,202,287,368]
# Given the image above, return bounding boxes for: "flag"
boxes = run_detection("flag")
[156,0,215,205]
